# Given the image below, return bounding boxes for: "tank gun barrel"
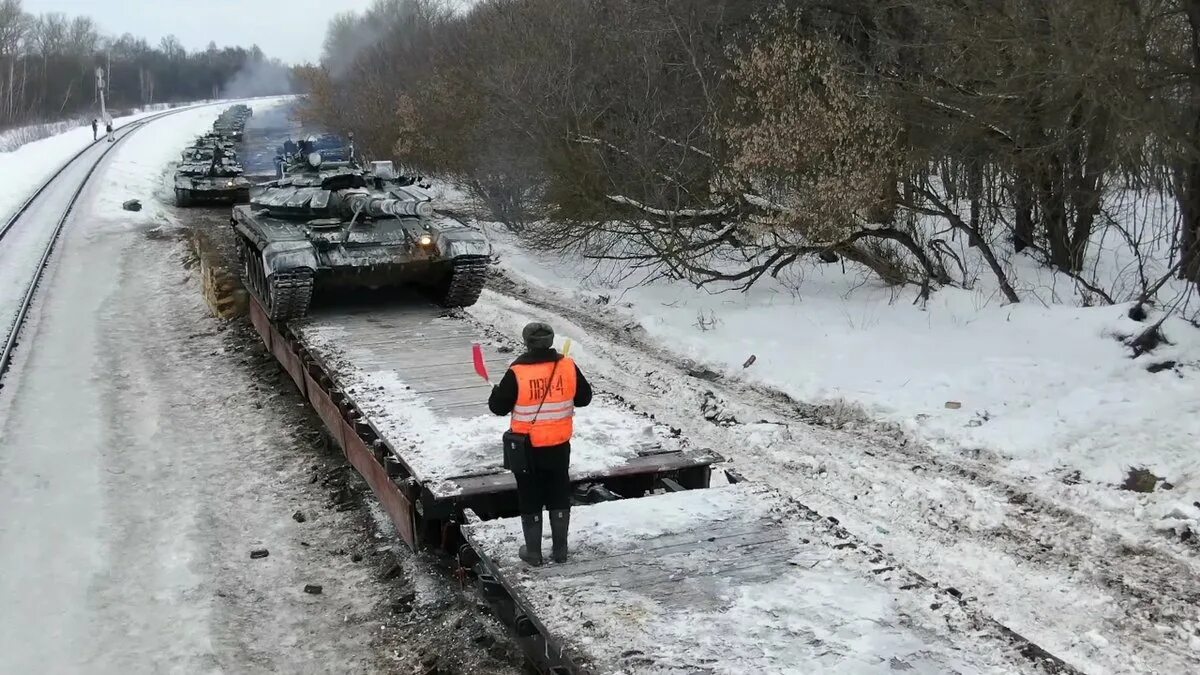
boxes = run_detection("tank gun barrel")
[343,193,433,219]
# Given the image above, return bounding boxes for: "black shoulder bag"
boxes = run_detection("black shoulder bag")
[502,359,561,475]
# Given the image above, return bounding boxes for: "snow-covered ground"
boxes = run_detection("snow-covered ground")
[0,99,404,672]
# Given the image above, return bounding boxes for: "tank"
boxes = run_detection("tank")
[212,119,246,142]
[211,105,252,141]
[189,132,236,153]
[174,145,251,206]
[231,155,490,321]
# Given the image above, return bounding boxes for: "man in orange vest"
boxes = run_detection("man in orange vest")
[489,322,592,565]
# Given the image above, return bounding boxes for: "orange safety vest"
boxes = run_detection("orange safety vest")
[510,357,577,448]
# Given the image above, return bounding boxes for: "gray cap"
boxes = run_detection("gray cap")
[522,322,554,350]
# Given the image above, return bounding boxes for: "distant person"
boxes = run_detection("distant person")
[91,118,97,140]
[105,119,114,143]
[488,322,592,566]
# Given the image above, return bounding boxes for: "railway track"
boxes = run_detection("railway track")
[0,104,216,389]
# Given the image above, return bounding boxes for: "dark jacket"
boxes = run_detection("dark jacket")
[488,348,593,420]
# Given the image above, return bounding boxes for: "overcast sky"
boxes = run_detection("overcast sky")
[22,0,377,64]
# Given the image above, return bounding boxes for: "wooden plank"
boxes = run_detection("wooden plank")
[552,544,800,596]
[334,357,509,374]
[341,337,482,354]
[537,525,789,579]
[403,385,492,407]
[408,381,492,397]
[342,325,478,339]
[424,400,493,417]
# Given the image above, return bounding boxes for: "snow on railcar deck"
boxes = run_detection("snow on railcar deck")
[464,483,1035,674]
[293,303,708,499]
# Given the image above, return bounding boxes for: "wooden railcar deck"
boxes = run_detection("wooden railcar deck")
[289,302,719,504]
[463,482,1033,674]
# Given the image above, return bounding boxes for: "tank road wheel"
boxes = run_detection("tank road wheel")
[175,188,191,207]
[238,235,266,304]
[435,257,488,308]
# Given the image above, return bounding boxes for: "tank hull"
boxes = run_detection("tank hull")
[175,176,252,206]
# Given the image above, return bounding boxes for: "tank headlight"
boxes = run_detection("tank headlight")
[308,151,322,168]
[418,233,434,247]
[226,180,235,187]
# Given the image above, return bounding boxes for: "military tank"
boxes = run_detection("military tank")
[188,132,236,153]
[174,144,251,206]
[211,105,251,141]
[232,153,490,321]
[212,119,246,142]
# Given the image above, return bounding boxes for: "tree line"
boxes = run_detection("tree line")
[0,0,292,127]
[298,0,1200,309]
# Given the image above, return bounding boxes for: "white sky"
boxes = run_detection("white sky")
[22,0,377,64]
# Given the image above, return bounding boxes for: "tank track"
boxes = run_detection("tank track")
[437,257,488,308]
[237,235,314,322]
[267,270,314,321]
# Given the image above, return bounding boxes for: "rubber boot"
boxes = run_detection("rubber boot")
[518,513,543,566]
[549,508,570,563]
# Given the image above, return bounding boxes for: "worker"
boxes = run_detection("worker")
[105,118,114,143]
[91,118,98,140]
[488,322,592,566]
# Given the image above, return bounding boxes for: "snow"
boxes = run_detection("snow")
[0,96,390,672]
[466,483,1029,674]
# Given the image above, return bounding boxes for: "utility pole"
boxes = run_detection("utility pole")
[95,66,108,122]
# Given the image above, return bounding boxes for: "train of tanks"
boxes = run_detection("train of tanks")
[172,103,490,319]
